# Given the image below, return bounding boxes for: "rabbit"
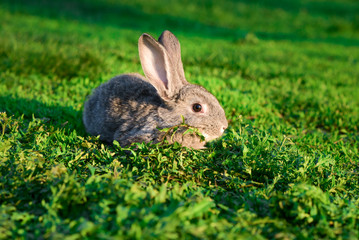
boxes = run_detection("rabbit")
[83,30,228,149]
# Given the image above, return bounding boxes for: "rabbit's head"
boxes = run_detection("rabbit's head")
[139,31,228,143]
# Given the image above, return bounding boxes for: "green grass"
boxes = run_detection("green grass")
[1,0,358,239]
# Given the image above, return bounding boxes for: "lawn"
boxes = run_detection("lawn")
[0,0,358,239]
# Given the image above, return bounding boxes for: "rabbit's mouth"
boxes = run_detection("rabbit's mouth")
[200,125,227,142]
[201,132,219,142]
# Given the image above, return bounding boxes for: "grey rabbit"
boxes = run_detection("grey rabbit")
[83,30,228,149]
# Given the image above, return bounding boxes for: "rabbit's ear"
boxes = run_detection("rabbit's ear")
[138,33,186,100]
[158,30,187,85]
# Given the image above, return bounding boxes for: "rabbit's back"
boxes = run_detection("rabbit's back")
[83,73,164,143]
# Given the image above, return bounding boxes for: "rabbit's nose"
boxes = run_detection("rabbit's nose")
[221,126,227,133]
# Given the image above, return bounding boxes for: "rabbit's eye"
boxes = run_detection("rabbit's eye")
[192,103,202,112]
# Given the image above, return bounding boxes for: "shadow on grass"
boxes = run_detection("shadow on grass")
[0,95,86,136]
[0,0,245,40]
[240,0,359,17]
[2,0,359,46]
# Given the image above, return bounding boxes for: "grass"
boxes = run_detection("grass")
[0,0,358,239]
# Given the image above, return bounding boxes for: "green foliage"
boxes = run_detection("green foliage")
[0,0,359,239]
[158,115,206,143]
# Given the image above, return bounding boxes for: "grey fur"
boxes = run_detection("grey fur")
[83,31,227,149]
